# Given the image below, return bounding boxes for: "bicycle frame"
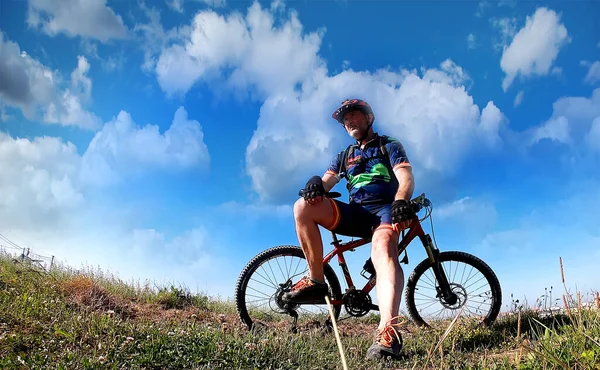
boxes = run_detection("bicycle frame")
[321,209,452,307]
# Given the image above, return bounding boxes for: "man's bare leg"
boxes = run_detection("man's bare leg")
[371,227,403,330]
[293,197,337,282]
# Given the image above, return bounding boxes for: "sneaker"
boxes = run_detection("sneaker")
[365,322,403,360]
[282,276,328,303]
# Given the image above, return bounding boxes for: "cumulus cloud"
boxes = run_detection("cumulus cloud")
[0,105,216,294]
[527,88,600,149]
[155,2,326,98]
[0,106,209,231]
[154,1,508,203]
[530,116,571,146]
[0,132,83,231]
[500,7,570,91]
[80,106,210,187]
[0,33,101,129]
[26,0,128,42]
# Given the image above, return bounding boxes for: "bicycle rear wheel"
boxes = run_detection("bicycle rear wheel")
[405,251,502,328]
[234,245,343,332]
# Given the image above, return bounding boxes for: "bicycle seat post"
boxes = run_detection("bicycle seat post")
[330,231,340,246]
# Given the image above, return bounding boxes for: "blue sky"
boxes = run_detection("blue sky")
[1,0,599,310]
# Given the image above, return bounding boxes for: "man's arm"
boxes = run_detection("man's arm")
[322,171,340,192]
[393,166,415,201]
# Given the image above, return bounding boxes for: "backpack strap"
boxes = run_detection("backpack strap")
[377,134,393,174]
[340,134,392,178]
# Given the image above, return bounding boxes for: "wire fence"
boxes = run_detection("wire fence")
[0,233,55,272]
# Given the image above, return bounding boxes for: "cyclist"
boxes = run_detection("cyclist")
[284,98,417,360]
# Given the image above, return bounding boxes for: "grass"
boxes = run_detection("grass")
[1,252,599,370]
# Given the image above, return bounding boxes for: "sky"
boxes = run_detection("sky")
[1,0,599,312]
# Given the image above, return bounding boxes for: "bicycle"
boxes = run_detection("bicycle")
[234,192,502,334]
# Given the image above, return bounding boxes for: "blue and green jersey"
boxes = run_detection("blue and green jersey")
[326,133,411,205]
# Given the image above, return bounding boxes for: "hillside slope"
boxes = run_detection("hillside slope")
[1,253,598,369]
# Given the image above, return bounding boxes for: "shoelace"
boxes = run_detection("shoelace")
[375,315,406,347]
[291,276,313,291]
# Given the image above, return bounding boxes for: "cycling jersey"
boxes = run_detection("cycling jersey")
[325,133,411,205]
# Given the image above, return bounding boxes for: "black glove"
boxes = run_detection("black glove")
[391,199,416,224]
[298,175,325,200]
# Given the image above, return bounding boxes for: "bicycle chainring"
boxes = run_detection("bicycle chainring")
[343,289,372,317]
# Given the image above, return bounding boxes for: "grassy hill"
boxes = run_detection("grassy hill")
[1,252,598,369]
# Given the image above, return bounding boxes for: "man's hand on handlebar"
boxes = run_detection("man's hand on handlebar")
[298,176,341,205]
[391,199,417,230]
[298,175,327,205]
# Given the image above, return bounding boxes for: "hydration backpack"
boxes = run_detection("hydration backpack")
[338,135,392,193]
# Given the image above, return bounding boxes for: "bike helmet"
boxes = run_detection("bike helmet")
[331,98,375,124]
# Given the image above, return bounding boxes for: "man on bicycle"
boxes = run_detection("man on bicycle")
[283,98,416,360]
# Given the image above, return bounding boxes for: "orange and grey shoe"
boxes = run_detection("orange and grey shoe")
[282,276,328,303]
[365,317,405,360]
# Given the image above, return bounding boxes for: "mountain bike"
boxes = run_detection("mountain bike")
[234,192,502,334]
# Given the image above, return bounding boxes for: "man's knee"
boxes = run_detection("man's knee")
[293,197,324,220]
[371,228,399,257]
[293,197,306,219]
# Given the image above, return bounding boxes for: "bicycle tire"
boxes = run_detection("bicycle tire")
[235,245,343,331]
[405,251,502,328]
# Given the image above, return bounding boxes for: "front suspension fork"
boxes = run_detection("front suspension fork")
[421,234,457,305]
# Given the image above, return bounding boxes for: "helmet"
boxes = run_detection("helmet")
[331,98,375,124]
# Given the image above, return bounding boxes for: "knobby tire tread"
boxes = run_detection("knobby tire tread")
[404,251,502,328]
[234,245,343,331]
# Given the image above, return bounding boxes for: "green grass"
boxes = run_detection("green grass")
[1,253,599,370]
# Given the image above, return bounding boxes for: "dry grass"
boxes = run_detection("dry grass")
[0,252,598,369]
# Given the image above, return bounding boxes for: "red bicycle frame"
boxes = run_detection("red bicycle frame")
[322,215,429,307]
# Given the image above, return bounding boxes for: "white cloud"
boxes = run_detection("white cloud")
[26,0,128,42]
[585,117,600,151]
[514,90,524,107]
[526,88,600,149]
[0,105,217,294]
[133,2,191,73]
[530,116,570,146]
[167,0,184,13]
[154,2,508,203]
[0,132,83,231]
[490,17,517,51]
[0,33,101,130]
[80,106,209,187]
[582,60,600,85]
[467,33,476,49]
[155,2,326,98]
[0,106,209,228]
[500,7,570,91]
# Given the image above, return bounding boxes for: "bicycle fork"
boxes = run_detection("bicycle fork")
[420,234,457,306]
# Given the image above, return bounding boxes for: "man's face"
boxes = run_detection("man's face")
[342,109,371,139]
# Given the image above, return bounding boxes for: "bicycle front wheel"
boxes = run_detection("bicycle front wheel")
[234,245,343,332]
[405,251,502,328]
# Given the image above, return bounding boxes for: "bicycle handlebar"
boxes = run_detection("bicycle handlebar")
[410,193,431,212]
